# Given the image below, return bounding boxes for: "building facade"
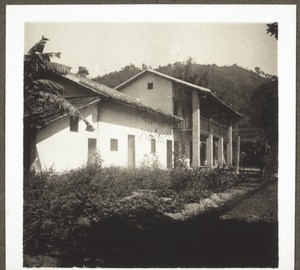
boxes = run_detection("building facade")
[27,69,241,172]
[28,72,178,172]
[116,70,242,169]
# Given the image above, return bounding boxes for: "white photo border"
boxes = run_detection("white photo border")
[6,4,296,270]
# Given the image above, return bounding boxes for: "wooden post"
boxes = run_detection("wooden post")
[227,126,233,166]
[206,134,213,168]
[218,137,224,166]
[235,135,241,174]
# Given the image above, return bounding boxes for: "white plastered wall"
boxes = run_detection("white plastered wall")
[97,101,174,168]
[35,105,98,171]
[34,101,174,171]
[120,73,174,115]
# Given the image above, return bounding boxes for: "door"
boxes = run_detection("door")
[167,140,172,169]
[128,135,135,167]
[87,138,97,164]
[174,141,179,167]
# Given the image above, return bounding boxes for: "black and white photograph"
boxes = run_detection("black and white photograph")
[5,4,296,269]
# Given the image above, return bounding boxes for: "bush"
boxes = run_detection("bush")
[24,164,178,259]
[169,165,241,202]
[24,162,244,265]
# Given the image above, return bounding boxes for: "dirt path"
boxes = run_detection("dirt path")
[220,181,278,223]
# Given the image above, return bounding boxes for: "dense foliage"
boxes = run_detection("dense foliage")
[24,162,244,266]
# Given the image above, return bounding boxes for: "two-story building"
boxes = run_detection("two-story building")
[115,69,242,169]
[27,67,242,172]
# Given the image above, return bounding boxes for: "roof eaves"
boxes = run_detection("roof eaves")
[114,70,147,90]
[209,92,243,118]
[146,69,211,93]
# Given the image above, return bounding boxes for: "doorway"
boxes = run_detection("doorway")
[87,138,97,164]
[128,135,135,167]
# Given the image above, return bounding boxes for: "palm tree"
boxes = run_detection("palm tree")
[24,36,95,131]
[266,23,278,40]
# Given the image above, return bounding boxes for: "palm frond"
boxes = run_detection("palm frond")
[25,36,95,132]
[38,52,61,62]
[29,82,95,132]
[38,92,95,132]
[28,36,50,54]
[31,79,65,96]
[266,23,278,40]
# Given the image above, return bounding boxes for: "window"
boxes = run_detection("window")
[151,139,156,153]
[147,82,153,90]
[110,139,118,151]
[70,116,79,132]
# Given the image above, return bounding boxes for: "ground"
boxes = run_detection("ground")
[221,180,278,222]
[60,180,278,268]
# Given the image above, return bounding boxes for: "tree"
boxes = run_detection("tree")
[258,78,278,145]
[24,36,95,132]
[24,37,95,172]
[266,22,278,40]
[77,66,89,77]
[254,66,261,75]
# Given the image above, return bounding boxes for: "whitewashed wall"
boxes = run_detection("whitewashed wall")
[97,101,174,168]
[34,101,174,171]
[120,73,174,115]
[34,105,98,171]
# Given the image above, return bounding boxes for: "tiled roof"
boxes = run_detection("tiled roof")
[63,73,182,121]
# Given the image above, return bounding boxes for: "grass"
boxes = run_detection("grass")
[220,181,278,223]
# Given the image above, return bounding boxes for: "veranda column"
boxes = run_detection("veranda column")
[235,135,241,174]
[218,137,224,166]
[192,90,200,167]
[206,134,213,168]
[227,126,233,166]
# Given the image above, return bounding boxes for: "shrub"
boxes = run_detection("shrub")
[24,162,244,265]
[24,164,178,259]
[169,165,241,202]
[169,161,191,191]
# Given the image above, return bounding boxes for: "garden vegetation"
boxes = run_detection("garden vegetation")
[24,158,244,267]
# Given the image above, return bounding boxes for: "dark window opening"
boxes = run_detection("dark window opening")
[190,141,193,166]
[173,100,179,116]
[174,141,179,167]
[70,116,79,132]
[200,142,207,166]
[201,135,208,166]
[110,139,118,151]
[147,82,153,90]
[151,139,156,153]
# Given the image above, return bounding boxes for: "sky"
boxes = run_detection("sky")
[25,23,277,78]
